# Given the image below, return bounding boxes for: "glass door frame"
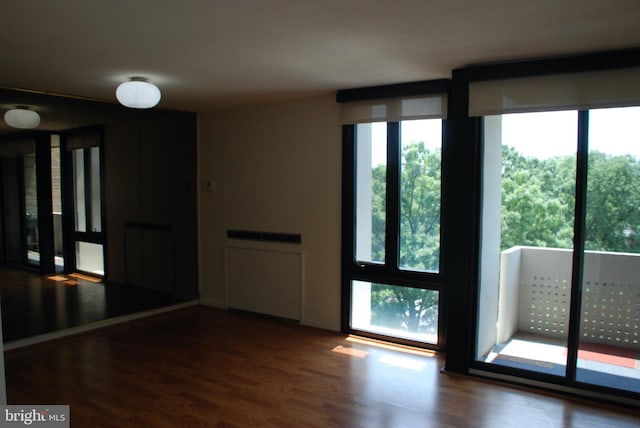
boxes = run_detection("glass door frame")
[472,107,640,399]
[444,47,640,405]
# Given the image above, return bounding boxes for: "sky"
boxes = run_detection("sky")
[367,106,640,166]
[370,119,442,166]
[502,106,640,159]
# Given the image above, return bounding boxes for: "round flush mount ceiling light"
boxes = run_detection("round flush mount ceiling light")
[4,107,41,129]
[116,77,161,109]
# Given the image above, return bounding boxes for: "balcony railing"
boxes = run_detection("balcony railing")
[497,246,640,351]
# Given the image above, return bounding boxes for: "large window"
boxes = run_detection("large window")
[340,82,448,349]
[63,128,105,277]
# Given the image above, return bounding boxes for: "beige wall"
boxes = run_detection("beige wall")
[198,94,342,330]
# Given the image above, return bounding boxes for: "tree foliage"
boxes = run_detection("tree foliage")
[584,152,640,252]
[371,284,438,333]
[500,146,576,250]
[400,141,441,271]
[370,141,441,334]
[368,139,640,335]
[500,146,640,253]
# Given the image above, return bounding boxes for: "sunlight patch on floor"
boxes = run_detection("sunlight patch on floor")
[345,335,438,358]
[378,354,427,371]
[499,338,567,365]
[332,346,368,358]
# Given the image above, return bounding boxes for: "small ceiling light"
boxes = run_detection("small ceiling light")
[116,77,161,109]
[4,107,41,129]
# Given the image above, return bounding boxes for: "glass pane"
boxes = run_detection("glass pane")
[399,119,441,272]
[51,136,64,271]
[76,241,104,276]
[355,122,386,264]
[576,106,640,393]
[90,146,102,232]
[73,150,86,232]
[2,158,22,263]
[24,153,39,265]
[351,280,438,344]
[477,111,578,376]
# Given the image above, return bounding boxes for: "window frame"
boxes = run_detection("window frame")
[339,79,450,350]
[60,125,107,277]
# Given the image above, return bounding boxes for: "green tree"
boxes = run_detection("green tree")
[400,141,441,271]
[371,284,438,333]
[500,146,575,250]
[368,139,640,336]
[371,165,386,262]
[369,141,440,334]
[499,147,640,253]
[585,152,640,252]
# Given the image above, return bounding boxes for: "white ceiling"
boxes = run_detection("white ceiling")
[1,0,639,112]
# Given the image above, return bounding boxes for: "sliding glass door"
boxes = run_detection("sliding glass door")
[477,111,578,376]
[476,106,640,394]
[575,106,640,393]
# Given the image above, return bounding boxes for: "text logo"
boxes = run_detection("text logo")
[0,406,69,428]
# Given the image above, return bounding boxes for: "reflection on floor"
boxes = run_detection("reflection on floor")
[484,332,640,393]
[0,266,181,342]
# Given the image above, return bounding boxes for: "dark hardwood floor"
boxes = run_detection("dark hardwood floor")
[5,306,640,427]
[0,266,181,342]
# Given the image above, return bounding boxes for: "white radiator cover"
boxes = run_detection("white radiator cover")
[225,242,303,320]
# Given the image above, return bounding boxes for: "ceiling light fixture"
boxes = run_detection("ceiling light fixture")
[116,77,161,109]
[4,107,41,129]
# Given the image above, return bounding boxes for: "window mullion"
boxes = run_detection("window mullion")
[566,110,589,383]
[386,122,400,270]
[84,148,93,232]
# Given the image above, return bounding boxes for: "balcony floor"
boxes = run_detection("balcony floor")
[484,332,640,393]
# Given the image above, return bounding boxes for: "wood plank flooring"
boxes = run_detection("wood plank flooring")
[5,306,640,427]
[0,266,180,341]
